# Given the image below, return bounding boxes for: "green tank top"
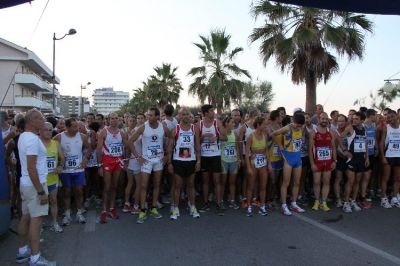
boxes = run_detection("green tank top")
[251,133,266,151]
[221,132,238,163]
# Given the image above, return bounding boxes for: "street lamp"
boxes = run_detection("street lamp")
[52,28,77,114]
[80,82,91,117]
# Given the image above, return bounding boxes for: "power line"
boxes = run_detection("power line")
[28,0,50,43]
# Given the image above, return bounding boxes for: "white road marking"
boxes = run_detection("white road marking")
[294,214,400,265]
[84,210,97,232]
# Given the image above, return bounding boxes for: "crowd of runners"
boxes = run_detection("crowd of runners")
[2,103,400,265]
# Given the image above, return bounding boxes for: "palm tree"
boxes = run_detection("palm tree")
[249,1,373,113]
[188,29,251,114]
[146,63,183,111]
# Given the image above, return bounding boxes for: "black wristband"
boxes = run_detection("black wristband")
[37,190,45,196]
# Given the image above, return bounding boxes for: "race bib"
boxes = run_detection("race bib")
[65,155,79,170]
[367,138,375,149]
[88,151,97,166]
[316,147,331,161]
[201,142,218,154]
[293,139,302,152]
[273,146,280,157]
[109,143,123,157]
[354,139,366,153]
[224,145,236,158]
[254,154,267,168]
[178,147,192,158]
[388,139,400,153]
[147,145,162,160]
[47,157,56,173]
[180,133,192,144]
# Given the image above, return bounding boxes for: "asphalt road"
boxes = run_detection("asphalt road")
[1,200,400,266]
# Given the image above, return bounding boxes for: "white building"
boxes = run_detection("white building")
[0,37,61,114]
[92,87,129,115]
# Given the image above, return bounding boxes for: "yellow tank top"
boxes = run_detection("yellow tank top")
[251,133,266,151]
[283,127,303,152]
[268,134,282,162]
[46,140,59,186]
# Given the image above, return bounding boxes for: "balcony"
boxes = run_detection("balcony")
[15,73,52,93]
[14,96,53,110]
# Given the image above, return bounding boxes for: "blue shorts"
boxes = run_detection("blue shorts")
[60,172,86,188]
[270,160,283,170]
[221,161,238,174]
[48,183,58,193]
[281,151,302,168]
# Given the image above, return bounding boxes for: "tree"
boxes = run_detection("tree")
[370,82,400,112]
[249,1,373,113]
[119,86,152,115]
[238,80,274,113]
[188,29,251,114]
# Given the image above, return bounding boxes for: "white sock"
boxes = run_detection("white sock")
[18,245,28,255]
[282,203,287,207]
[64,209,71,217]
[30,253,40,263]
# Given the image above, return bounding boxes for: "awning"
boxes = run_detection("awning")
[0,0,32,9]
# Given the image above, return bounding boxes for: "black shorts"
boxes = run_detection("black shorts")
[347,156,366,173]
[336,157,347,172]
[172,160,196,177]
[301,156,310,168]
[201,156,222,173]
[386,157,400,167]
[366,155,376,171]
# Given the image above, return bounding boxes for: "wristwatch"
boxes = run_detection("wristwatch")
[37,190,45,196]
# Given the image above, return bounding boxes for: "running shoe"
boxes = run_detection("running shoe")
[381,197,392,209]
[342,202,352,213]
[335,199,343,208]
[156,201,164,209]
[390,197,400,208]
[320,201,331,212]
[191,207,200,218]
[220,201,227,210]
[131,204,140,215]
[122,203,131,213]
[208,193,214,202]
[109,208,119,219]
[258,205,268,216]
[246,206,253,217]
[311,200,320,211]
[50,223,63,233]
[84,198,91,209]
[100,211,107,224]
[359,199,372,209]
[281,204,292,216]
[199,202,211,212]
[290,202,305,213]
[365,195,372,202]
[150,207,162,219]
[176,207,181,217]
[228,200,240,210]
[137,211,147,224]
[28,255,56,266]
[62,215,71,226]
[216,205,224,216]
[241,199,249,209]
[16,248,31,263]
[350,200,362,211]
[76,212,86,224]
[170,209,178,220]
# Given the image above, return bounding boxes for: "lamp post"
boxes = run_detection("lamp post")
[381,79,400,109]
[52,28,77,114]
[80,82,91,117]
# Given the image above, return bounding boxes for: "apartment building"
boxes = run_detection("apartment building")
[92,87,129,115]
[59,95,90,118]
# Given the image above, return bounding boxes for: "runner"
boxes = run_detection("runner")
[97,112,129,223]
[128,107,171,224]
[167,107,201,219]
[299,112,314,204]
[245,116,269,216]
[340,112,369,213]
[272,112,305,216]
[379,109,400,208]
[39,122,64,233]
[309,112,336,212]
[54,118,92,225]
[122,115,137,213]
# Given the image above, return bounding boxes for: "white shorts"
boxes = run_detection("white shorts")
[20,183,49,218]
[141,158,163,174]
[128,158,141,175]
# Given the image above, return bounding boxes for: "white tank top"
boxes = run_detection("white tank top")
[385,124,400,158]
[86,130,97,167]
[243,123,255,155]
[60,132,84,173]
[142,121,164,161]
[200,120,220,157]
[102,127,124,158]
[173,124,196,161]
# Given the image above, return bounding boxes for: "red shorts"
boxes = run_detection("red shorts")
[315,159,333,172]
[102,155,123,173]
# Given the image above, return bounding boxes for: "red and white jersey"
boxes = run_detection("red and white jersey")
[200,120,220,157]
[313,128,333,162]
[102,127,124,158]
[173,124,196,161]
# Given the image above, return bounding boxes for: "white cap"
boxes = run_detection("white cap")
[293,107,303,114]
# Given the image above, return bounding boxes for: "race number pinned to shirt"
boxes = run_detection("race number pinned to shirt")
[273,146,280,157]
[47,157,56,173]
[367,138,375,150]
[201,141,218,154]
[65,155,79,170]
[354,138,366,153]
[224,145,236,158]
[109,143,123,157]
[254,154,267,168]
[388,139,400,153]
[293,139,302,152]
[316,147,331,161]
[147,145,162,161]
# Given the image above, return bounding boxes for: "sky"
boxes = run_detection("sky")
[1,0,400,114]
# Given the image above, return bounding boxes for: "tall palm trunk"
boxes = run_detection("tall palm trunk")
[305,75,317,114]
